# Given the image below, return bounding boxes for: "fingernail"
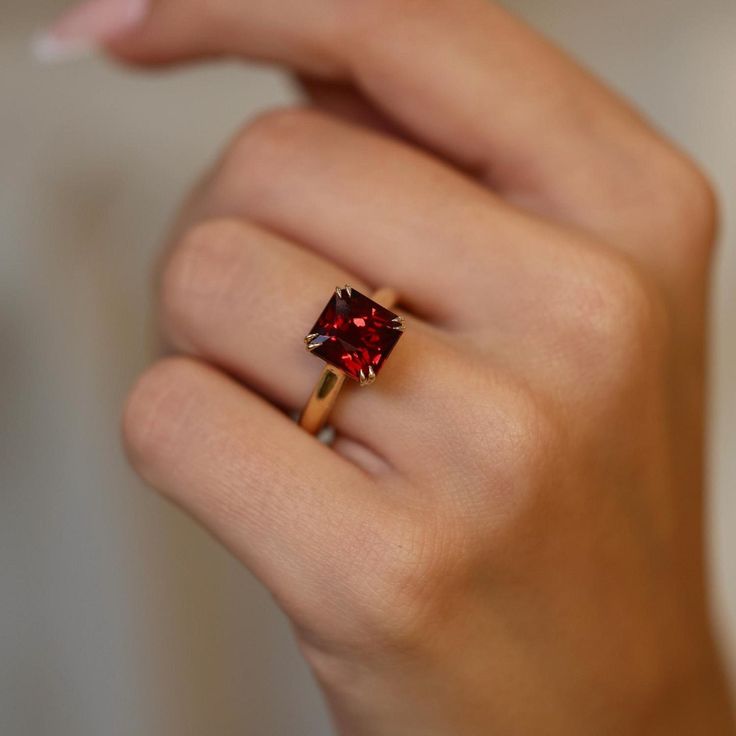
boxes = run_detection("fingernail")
[31,0,149,63]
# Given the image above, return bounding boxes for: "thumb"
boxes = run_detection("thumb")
[34,0,344,76]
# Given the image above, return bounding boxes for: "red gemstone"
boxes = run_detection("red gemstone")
[306,287,404,382]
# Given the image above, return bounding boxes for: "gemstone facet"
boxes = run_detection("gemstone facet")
[305,287,404,383]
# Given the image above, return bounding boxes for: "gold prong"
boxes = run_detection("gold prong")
[306,341,320,351]
[392,315,405,323]
[360,366,376,386]
[335,286,343,298]
[392,324,405,332]
[304,333,318,344]
[345,285,353,297]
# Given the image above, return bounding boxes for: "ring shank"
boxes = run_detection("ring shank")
[298,287,398,436]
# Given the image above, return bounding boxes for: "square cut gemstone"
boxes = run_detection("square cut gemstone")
[305,287,404,383]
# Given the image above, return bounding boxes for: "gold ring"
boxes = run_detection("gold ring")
[299,285,405,435]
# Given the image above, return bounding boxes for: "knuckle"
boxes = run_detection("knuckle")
[505,388,559,475]
[344,513,464,656]
[472,381,560,498]
[122,357,203,480]
[219,107,332,209]
[648,152,719,259]
[670,159,720,252]
[401,344,559,499]
[226,106,323,180]
[160,219,246,341]
[573,256,666,351]
[452,357,559,484]
[561,255,670,388]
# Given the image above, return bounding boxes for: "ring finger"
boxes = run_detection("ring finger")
[159,216,472,473]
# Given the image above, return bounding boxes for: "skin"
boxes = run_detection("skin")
[111,1,735,733]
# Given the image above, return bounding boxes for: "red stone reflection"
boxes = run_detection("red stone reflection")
[306,288,404,382]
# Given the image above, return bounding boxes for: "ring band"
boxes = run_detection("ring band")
[299,286,404,435]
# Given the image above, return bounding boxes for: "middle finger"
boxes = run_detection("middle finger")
[177,107,580,328]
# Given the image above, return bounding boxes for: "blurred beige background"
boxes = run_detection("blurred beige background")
[1,1,734,734]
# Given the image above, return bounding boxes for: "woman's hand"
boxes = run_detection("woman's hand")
[43,0,733,731]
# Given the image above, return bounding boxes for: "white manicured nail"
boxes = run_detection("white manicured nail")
[32,0,148,63]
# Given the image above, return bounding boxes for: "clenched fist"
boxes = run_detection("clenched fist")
[40,0,736,733]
